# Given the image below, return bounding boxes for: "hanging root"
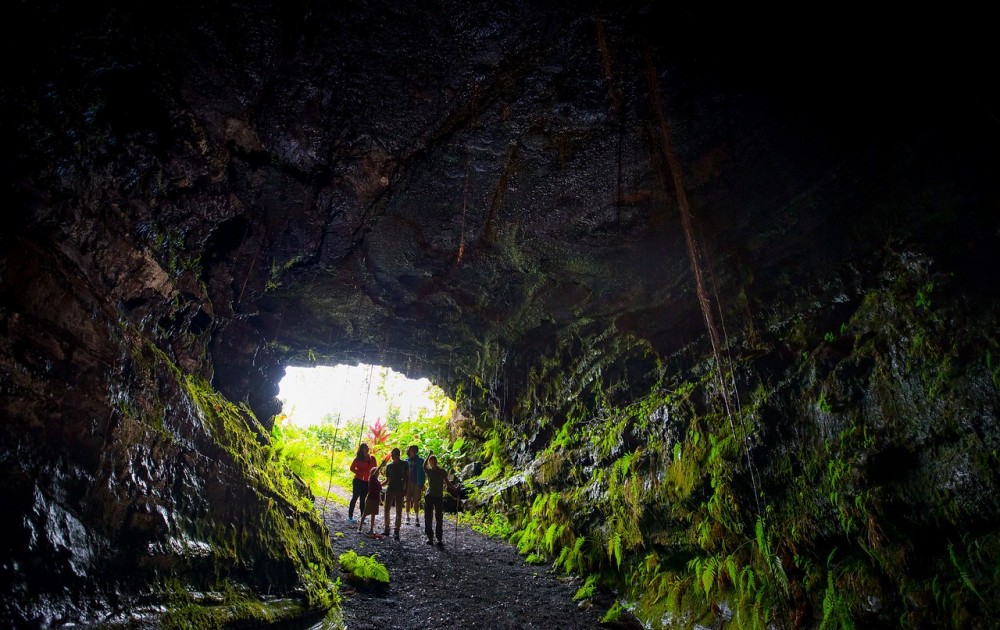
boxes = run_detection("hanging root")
[456,155,470,264]
[643,51,763,514]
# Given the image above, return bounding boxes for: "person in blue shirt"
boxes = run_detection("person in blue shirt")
[404,445,425,526]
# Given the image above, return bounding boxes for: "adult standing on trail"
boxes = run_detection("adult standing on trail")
[404,445,425,526]
[382,447,408,540]
[348,443,377,522]
[423,453,458,547]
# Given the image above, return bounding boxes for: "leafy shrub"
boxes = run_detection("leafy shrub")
[270,420,327,493]
[389,416,466,472]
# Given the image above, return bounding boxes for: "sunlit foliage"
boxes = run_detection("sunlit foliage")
[273,376,463,499]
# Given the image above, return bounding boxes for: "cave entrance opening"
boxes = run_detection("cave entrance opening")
[271,363,463,508]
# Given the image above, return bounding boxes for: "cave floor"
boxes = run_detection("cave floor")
[318,495,638,629]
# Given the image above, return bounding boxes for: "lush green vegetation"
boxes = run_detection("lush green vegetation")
[270,418,357,502]
[458,254,1000,628]
[339,550,390,585]
[270,390,465,502]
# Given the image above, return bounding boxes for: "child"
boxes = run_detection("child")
[359,466,383,535]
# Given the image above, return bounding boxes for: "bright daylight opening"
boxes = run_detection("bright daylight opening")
[272,364,463,505]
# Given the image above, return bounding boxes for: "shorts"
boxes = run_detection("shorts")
[406,483,424,503]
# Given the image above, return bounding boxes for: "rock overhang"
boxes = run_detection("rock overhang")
[3,1,997,424]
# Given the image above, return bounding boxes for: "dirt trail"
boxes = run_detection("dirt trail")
[318,495,638,630]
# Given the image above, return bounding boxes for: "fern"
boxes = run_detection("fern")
[546,491,560,515]
[524,553,547,565]
[700,556,717,599]
[693,518,710,550]
[544,523,561,554]
[949,543,985,602]
[573,575,598,601]
[530,493,547,516]
[755,517,770,559]
[772,554,791,597]
[819,570,853,630]
[338,550,389,584]
[613,452,634,481]
[601,602,625,623]
[931,576,943,608]
[726,555,739,587]
[608,532,623,568]
[666,577,684,613]
[555,545,570,570]
[742,565,757,593]
[517,525,539,554]
[559,535,586,573]
[820,571,837,629]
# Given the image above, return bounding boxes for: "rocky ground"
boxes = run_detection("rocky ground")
[317,496,640,630]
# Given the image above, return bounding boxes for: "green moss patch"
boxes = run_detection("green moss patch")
[112,332,340,624]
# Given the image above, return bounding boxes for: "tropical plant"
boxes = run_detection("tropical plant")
[387,415,466,471]
[270,418,327,495]
[366,417,392,460]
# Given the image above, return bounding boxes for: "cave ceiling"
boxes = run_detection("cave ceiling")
[4,2,997,412]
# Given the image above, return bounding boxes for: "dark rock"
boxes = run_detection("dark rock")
[461,461,483,478]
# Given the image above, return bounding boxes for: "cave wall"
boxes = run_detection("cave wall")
[460,245,1000,627]
[0,164,337,626]
[2,0,1000,627]
[1,4,350,625]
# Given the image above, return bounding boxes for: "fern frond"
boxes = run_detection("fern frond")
[544,523,560,554]
[701,556,717,599]
[949,543,985,602]
[726,555,739,586]
[608,531,623,568]
[755,517,770,559]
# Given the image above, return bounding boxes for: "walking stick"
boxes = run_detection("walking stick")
[453,472,462,549]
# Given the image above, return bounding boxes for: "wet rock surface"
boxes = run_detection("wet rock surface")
[320,500,637,629]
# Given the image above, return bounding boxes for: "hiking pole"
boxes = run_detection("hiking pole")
[453,473,461,549]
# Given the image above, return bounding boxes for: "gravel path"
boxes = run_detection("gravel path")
[317,495,639,630]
